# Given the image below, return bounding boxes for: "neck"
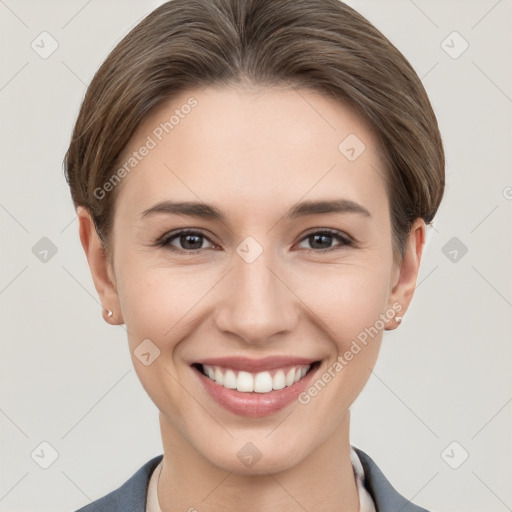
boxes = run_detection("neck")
[157,410,360,512]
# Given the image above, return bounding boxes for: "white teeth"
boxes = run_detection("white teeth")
[272,370,286,390]
[201,364,311,393]
[214,367,224,385]
[254,371,273,393]
[236,371,254,392]
[223,369,237,389]
[285,367,296,386]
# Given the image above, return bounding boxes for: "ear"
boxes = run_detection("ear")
[385,218,426,330]
[76,206,123,325]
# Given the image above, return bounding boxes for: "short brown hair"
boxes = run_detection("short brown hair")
[63,0,445,262]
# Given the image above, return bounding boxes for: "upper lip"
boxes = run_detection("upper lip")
[193,356,319,373]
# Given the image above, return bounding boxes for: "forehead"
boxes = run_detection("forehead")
[113,85,388,220]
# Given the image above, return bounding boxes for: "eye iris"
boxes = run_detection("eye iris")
[181,233,203,250]
[310,233,332,249]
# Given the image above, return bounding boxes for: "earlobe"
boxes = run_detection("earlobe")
[76,206,123,325]
[385,218,426,330]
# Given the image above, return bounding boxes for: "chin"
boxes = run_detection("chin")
[208,447,304,476]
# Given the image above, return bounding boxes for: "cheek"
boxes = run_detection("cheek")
[295,263,390,417]
[116,266,200,413]
[294,259,391,346]
[117,261,216,350]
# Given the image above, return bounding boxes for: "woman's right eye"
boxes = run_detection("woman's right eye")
[158,230,216,253]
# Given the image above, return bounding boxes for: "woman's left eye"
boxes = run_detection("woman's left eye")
[296,229,353,252]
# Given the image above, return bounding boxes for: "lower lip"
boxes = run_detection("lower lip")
[193,363,320,417]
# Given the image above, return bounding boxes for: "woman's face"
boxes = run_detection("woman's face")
[80,85,424,474]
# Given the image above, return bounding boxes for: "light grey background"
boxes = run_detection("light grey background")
[0,1,511,511]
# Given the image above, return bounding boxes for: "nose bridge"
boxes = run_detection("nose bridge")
[214,242,297,343]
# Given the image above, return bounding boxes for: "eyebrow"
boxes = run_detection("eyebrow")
[140,199,371,221]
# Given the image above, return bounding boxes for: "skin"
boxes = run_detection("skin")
[77,85,425,512]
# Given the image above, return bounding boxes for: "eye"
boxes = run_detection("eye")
[296,229,353,252]
[157,230,216,253]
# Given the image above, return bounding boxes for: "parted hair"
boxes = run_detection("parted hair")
[63,0,445,262]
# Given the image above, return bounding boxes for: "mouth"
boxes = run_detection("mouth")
[189,355,324,417]
[191,360,322,394]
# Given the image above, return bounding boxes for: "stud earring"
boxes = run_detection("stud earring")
[395,316,402,324]
[107,310,113,318]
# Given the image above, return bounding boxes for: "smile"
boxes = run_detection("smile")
[199,363,312,393]
[191,356,322,417]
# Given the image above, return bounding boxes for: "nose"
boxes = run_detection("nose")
[213,246,299,345]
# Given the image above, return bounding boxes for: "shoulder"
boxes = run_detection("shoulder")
[72,454,163,512]
[354,447,431,512]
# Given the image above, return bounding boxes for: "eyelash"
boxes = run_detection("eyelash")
[156,228,354,254]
